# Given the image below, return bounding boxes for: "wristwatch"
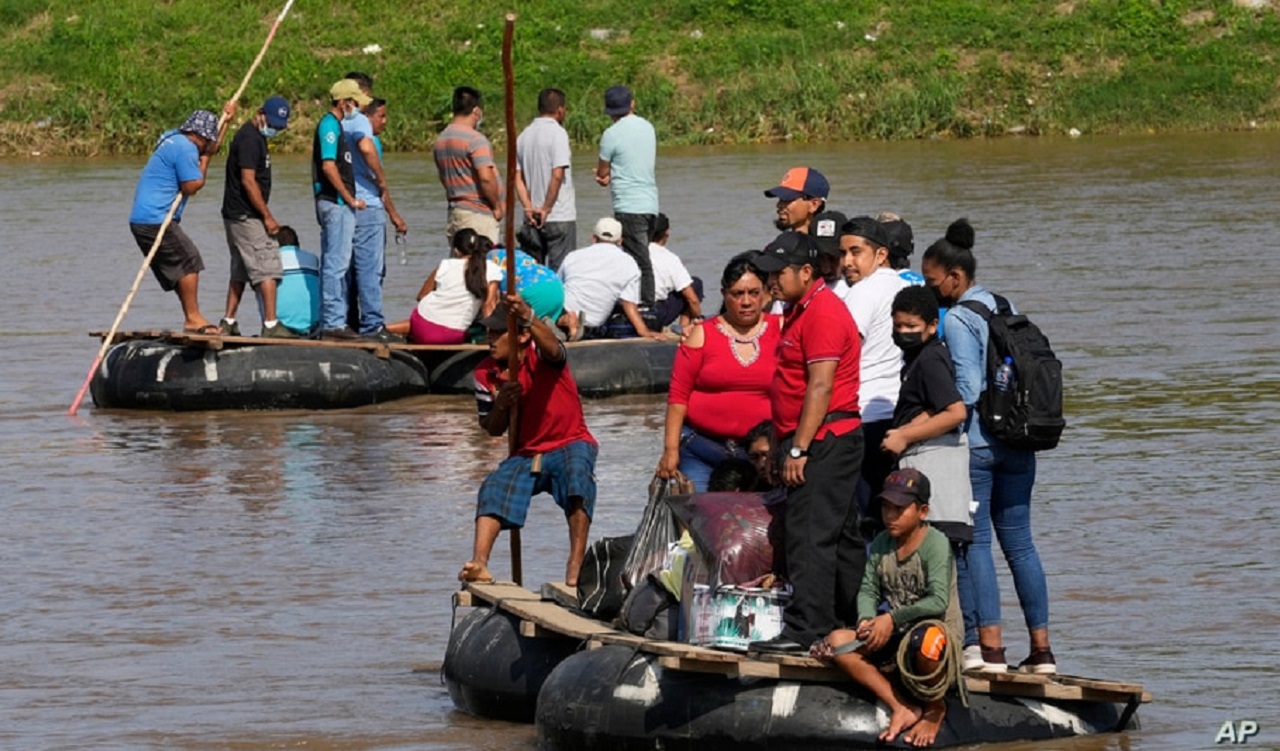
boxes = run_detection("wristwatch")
[788,446,809,459]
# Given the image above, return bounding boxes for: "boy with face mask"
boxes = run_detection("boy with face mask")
[881,286,974,550]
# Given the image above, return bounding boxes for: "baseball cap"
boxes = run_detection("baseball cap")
[876,468,932,507]
[764,166,830,201]
[603,85,633,116]
[179,110,219,142]
[262,96,291,129]
[808,211,848,257]
[594,217,623,243]
[750,231,822,273]
[882,218,915,261]
[840,215,890,249]
[330,79,372,107]
[479,308,513,331]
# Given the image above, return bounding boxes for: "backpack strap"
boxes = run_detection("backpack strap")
[956,299,992,321]
[956,293,1012,320]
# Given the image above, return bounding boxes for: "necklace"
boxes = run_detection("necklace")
[717,317,768,367]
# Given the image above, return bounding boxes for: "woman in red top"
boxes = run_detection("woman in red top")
[657,253,780,491]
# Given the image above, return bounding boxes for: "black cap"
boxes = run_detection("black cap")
[479,309,513,331]
[751,231,822,273]
[840,215,890,249]
[882,218,915,261]
[876,468,932,507]
[808,211,848,257]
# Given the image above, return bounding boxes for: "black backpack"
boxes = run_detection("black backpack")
[958,295,1065,451]
[576,535,633,619]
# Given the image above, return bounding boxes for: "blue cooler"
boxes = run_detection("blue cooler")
[270,245,320,335]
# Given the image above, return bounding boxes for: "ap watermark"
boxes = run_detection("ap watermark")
[1215,721,1261,745]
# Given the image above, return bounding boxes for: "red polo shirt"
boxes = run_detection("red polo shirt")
[770,279,862,440]
[474,342,597,456]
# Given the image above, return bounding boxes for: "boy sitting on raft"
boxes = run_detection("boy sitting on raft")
[458,294,598,587]
[811,468,963,747]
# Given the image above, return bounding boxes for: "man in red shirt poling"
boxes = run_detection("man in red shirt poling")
[458,294,598,587]
[747,231,867,653]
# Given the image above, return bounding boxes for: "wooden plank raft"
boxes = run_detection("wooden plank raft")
[457,581,1150,704]
[91,329,395,358]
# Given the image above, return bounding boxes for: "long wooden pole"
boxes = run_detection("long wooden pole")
[501,12,523,586]
[68,0,297,416]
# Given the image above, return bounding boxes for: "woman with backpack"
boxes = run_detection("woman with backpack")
[920,218,1056,676]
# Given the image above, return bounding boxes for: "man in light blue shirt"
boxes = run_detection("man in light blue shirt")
[595,85,659,306]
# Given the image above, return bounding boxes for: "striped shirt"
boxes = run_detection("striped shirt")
[433,123,496,216]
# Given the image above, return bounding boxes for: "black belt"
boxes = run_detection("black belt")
[779,411,860,443]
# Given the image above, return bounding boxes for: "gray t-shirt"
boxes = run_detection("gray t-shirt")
[516,116,576,222]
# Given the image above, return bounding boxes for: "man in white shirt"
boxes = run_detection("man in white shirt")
[647,213,702,331]
[836,216,909,507]
[557,217,664,341]
[515,87,577,270]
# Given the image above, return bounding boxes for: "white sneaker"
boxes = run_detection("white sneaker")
[962,645,984,672]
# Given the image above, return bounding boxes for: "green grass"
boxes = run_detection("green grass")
[1,0,1279,155]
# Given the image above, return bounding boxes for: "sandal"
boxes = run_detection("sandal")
[183,324,222,335]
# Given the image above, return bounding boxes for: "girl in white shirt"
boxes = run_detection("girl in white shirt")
[392,229,502,344]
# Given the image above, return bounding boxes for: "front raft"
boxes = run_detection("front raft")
[446,582,1149,751]
[90,333,429,410]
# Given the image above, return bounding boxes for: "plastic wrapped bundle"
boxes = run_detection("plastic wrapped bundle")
[667,489,786,587]
[620,474,691,589]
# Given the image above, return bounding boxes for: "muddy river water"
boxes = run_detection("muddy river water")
[1,132,1277,750]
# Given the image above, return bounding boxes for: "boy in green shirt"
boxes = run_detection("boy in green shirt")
[811,468,962,747]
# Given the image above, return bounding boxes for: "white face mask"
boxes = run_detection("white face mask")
[474,108,484,128]
[343,102,359,122]
[260,125,280,138]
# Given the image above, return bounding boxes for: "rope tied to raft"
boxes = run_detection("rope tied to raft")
[896,619,968,708]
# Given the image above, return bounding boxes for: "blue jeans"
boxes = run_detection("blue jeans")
[316,199,356,331]
[352,206,387,334]
[955,442,1048,646]
[677,426,744,492]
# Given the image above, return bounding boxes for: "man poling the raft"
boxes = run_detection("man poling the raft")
[456,13,597,589]
[457,297,598,587]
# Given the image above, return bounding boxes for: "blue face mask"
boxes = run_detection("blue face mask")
[343,104,359,122]
[260,125,280,138]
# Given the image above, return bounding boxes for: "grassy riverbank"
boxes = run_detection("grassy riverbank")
[2,0,1279,155]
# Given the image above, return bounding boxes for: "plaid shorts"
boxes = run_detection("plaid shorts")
[476,440,598,529]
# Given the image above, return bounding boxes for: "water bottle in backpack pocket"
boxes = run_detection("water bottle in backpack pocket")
[989,356,1017,431]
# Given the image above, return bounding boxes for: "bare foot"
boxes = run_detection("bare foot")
[904,700,946,747]
[880,702,923,744]
[565,554,585,588]
[458,561,494,583]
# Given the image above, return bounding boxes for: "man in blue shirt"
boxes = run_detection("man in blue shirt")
[343,73,407,341]
[128,106,234,334]
[595,85,659,306]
